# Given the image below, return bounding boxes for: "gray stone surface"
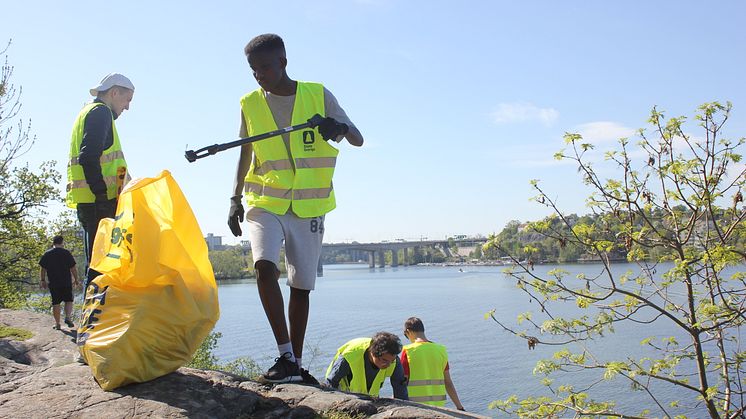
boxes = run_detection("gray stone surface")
[0,309,488,418]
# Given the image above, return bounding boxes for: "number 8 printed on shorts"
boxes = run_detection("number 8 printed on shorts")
[310,218,324,234]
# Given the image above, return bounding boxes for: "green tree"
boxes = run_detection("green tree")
[0,42,62,307]
[208,247,250,279]
[487,103,745,418]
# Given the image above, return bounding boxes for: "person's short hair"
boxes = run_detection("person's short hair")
[404,317,425,332]
[52,235,64,245]
[244,33,286,57]
[369,332,402,357]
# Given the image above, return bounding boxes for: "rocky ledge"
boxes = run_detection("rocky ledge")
[0,309,487,418]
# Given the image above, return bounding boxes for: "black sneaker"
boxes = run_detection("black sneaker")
[263,353,302,383]
[300,368,320,386]
[64,318,75,328]
[52,324,61,331]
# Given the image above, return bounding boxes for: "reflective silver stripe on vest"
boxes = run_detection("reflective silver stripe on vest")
[245,182,333,200]
[293,187,333,200]
[69,150,125,166]
[408,379,446,386]
[295,156,337,169]
[409,395,447,402]
[255,159,293,175]
[66,175,120,191]
[244,182,292,200]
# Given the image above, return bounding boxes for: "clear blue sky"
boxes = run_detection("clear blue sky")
[4,1,745,244]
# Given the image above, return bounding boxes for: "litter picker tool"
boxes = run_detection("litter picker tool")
[185,114,325,162]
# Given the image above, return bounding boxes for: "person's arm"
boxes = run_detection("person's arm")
[39,267,47,289]
[341,123,363,147]
[324,88,363,147]
[444,369,465,411]
[390,358,408,400]
[325,357,352,389]
[232,111,253,197]
[70,266,80,287]
[78,105,113,200]
[228,111,253,237]
[67,251,79,287]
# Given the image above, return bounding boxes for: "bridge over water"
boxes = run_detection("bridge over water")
[318,238,488,275]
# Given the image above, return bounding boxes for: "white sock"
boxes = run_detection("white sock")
[278,342,296,363]
[296,357,302,369]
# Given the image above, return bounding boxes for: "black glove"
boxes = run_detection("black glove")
[317,117,349,141]
[228,196,244,237]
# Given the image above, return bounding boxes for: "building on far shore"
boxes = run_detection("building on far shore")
[205,233,224,251]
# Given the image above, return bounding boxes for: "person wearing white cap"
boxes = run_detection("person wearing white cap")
[65,72,134,291]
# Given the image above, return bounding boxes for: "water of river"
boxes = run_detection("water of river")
[213,262,729,417]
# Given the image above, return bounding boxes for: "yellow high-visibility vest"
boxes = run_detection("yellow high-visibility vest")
[325,337,396,397]
[403,341,448,406]
[241,82,339,217]
[66,102,127,208]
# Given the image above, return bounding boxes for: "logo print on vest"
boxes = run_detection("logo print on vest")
[303,130,316,152]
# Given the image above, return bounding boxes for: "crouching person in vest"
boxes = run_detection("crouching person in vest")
[401,317,465,410]
[66,73,134,291]
[325,332,408,400]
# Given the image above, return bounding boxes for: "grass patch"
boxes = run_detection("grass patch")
[318,411,367,419]
[0,324,33,340]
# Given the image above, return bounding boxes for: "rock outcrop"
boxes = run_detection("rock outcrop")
[0,309,487,418]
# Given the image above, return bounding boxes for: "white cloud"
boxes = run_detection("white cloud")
[575,121,635,144]
[491,102,559,126]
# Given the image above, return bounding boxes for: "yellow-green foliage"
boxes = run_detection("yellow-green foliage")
[489,102,745,419]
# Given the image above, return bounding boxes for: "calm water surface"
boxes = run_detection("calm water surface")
[213,262,722,417]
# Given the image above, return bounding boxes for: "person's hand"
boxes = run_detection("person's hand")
[317,117,349,141]
[40,279,47,290]
[228,196,244,237]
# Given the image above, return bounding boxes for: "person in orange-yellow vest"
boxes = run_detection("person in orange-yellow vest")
[401,317,465,411]
[227,33,363,385]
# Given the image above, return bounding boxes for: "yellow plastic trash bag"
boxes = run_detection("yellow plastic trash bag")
[77,170,220,390]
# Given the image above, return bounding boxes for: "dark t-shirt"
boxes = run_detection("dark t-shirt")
[39,247,76,287]
[78,100,115,196]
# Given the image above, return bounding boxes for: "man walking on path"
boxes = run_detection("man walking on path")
[39,235,80,330]
[325,332,409,400]
[227,33,363,384]
[401,317,465,410]
[66,73,134,290]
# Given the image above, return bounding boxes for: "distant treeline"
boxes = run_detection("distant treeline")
[210,206,746,275]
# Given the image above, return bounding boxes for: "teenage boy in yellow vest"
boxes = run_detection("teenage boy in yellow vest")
[401,317,465,410]
[228,33,364,384]
[325,332,408,400]
[66,73,134,290]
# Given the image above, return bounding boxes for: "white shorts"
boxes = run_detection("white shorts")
[245,206,325,290]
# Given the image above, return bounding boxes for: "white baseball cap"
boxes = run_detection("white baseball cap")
[89,73,135,96]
